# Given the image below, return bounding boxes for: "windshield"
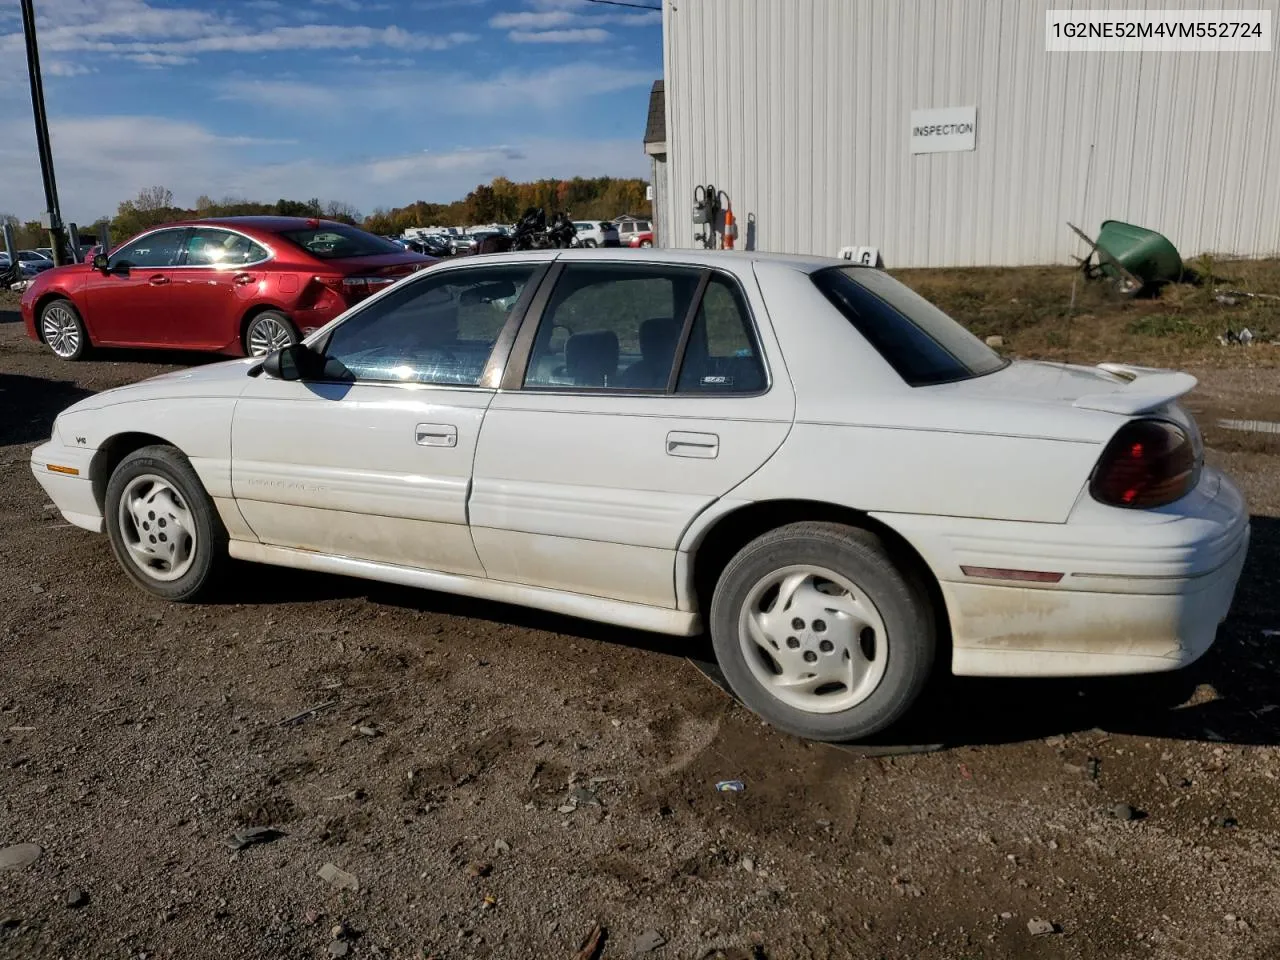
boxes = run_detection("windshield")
[812,267,1007,386]
[279,223,406,260]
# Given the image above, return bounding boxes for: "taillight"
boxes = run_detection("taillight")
[313,275,394,303]
[1089,418,1199,509]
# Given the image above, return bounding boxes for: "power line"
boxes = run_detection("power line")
[583,0,662,11]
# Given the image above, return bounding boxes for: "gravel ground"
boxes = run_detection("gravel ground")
[4,290,1280,960]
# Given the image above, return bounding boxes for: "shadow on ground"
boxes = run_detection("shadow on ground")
[225,516,1280,752]
[0,373,95,446]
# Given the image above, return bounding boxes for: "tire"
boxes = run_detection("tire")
[243,310,299,357]
[709,522,936,742]
[40,298,90,361]
[639,240,653,248]
[104,445,228,602]
[580,238,598,248]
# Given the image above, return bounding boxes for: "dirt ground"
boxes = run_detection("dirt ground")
[4,282,1280,960]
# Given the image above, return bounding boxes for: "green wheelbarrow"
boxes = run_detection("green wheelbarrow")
[1068,220,1183,295]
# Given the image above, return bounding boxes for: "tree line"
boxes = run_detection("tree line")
[1,175,651,251]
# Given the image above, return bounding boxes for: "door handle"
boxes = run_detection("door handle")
[148,274,170,285]
[233,273,255,285]
[416,423,458,447]
[666,430,719,459]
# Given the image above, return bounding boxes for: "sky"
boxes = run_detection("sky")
[0,0,663,224]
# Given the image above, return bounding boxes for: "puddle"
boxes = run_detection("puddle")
[1217,418,1280,435]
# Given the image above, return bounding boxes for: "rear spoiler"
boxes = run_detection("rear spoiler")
[1072,363,1198,416]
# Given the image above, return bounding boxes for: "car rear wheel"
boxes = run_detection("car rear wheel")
[580,238,598,248]
[104,446,228,602]
[40,298,89,361]
[709,522,936,742]
[244,310,299,357]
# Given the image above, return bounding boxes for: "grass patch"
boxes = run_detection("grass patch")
[891,257,1280,368]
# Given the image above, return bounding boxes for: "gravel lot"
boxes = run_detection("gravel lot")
[4,289,1280,960]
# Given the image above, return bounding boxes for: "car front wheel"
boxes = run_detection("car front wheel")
[580,238,598,248]
[104,445,228,601]
[709,522,936,742]
[244,310,299,357]
[40,298,90,360]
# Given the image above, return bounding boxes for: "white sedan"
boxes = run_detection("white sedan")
[30,249,1249,741]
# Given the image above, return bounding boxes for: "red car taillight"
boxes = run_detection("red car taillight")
[1089,418,1199,509]
[313,275,395,303]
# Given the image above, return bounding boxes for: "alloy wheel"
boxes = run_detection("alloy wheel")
[41,305,81,358]
[247,316,295,356]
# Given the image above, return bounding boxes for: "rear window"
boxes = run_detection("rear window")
[278,223,405,260]
[811,267,1007,386]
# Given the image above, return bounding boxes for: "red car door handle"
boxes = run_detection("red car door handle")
[148,274,169,285]
[233,273,254,285]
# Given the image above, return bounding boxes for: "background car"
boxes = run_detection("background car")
[615,219,652,245]
[628,230,654,248]
[571,221,620,247]
[13,250,55,277]
[28,248,1249,743]
[19,216,433,360]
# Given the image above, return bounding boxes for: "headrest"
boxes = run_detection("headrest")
[564,330,619,386]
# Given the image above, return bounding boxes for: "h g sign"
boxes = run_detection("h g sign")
[910,106,977,154]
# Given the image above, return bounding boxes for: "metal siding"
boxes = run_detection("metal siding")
[662,0,1280,267]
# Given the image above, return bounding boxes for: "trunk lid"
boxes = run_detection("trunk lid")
[933,360,1197,415]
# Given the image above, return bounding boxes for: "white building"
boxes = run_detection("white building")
[655,0,1280,267]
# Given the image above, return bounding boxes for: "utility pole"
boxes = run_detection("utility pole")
[20,0,66,266]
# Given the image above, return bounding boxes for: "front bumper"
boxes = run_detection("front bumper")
[31,440,101,532]
[876,467,1251,677]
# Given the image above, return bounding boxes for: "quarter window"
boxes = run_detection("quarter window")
[184,228,268,267]
[524,264,703,390]
[319,265,536,386]
[108,229,186,270]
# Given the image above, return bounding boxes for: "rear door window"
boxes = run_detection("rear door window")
[522,264,703,391]
[184,228,269,267]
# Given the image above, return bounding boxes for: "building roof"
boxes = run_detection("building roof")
[643,79,665,146]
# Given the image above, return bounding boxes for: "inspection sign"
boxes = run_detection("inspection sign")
[910,106,977,154]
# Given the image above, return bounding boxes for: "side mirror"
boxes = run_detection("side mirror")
[261,343,323,381]
[92,253,109,272]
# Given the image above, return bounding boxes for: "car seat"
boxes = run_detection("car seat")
[564,330,619,386]
[618,317,680,389]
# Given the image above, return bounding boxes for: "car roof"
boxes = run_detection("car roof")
[440,247,866,274]
[153,216,357,233]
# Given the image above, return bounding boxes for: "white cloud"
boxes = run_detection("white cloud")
[491,1,659,33]
[314,0,390,11]
[0,115,649,223]
[44,61,95,77]
[509,27,611,43]
[216,62,653,114]
[124,52,194,67]
[0,0,478,81]
[489,10,576,28]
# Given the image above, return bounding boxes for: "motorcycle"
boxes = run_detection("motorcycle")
[471,208,580,255]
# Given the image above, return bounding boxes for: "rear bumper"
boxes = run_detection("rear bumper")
[874,467,1251,677]
[31,440,102,532]
[946,527,1248,676]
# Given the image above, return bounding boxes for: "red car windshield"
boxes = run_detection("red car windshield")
[278,224,406,260]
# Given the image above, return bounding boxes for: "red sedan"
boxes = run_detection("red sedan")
[20,217,434,360]
[628,230,654,248]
